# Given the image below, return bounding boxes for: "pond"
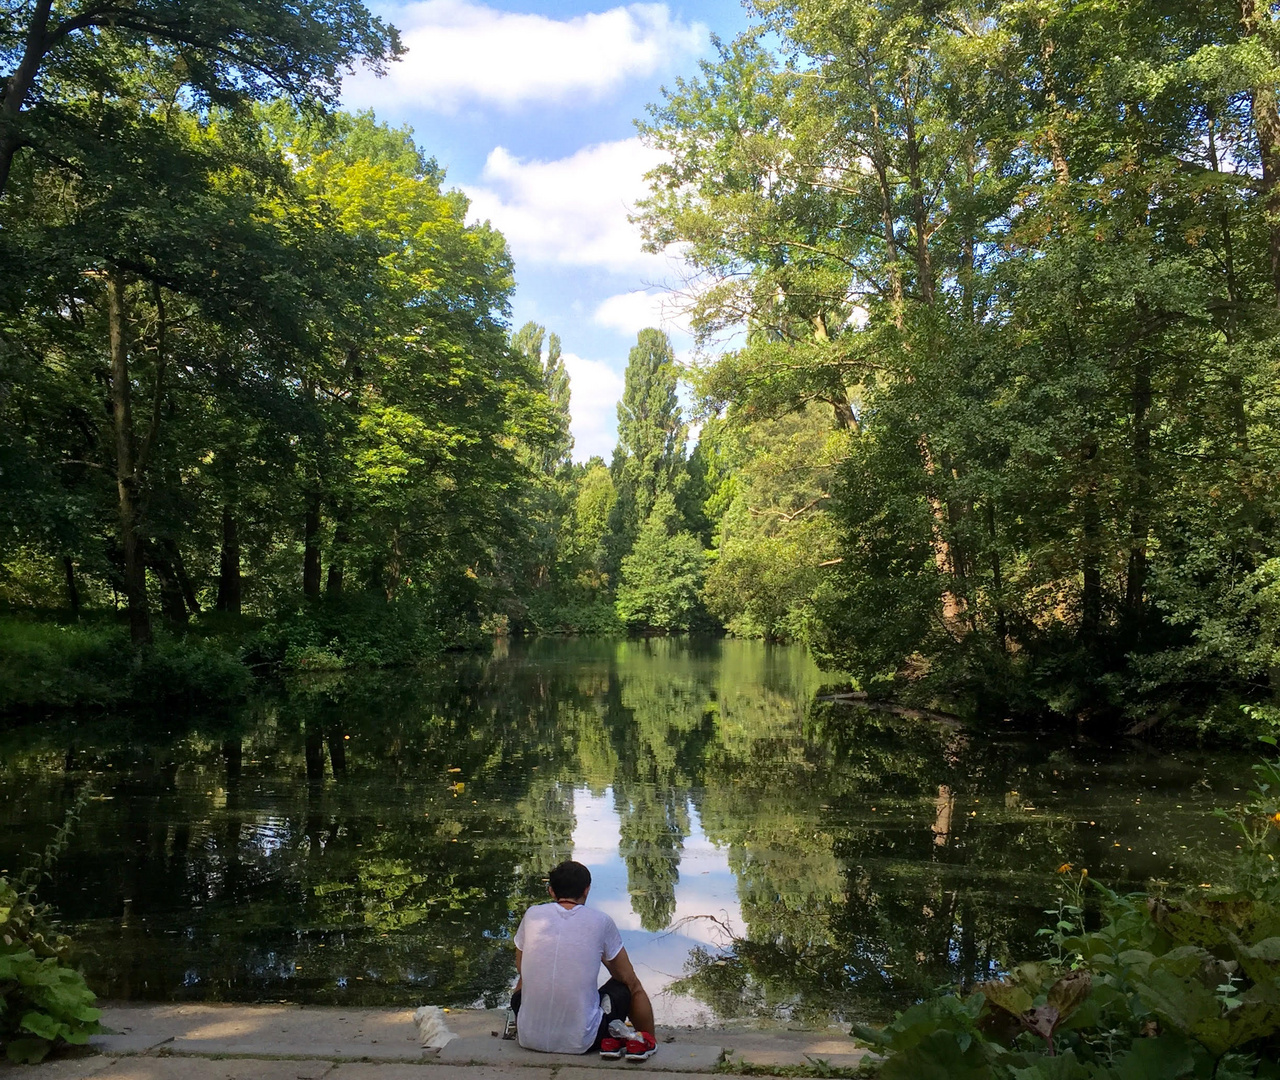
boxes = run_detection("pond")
[0,637,1250,1027]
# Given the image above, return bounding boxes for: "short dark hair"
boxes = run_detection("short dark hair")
[548,860,591,900]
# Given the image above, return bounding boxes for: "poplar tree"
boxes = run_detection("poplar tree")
[605,328,687,578]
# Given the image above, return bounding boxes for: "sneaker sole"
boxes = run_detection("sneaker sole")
[625,1051,656,1062]
[600,1051,624,1060]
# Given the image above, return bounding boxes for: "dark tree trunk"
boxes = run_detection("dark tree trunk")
[303,492,322,598]
[305,725,326,782]
[326,515,348,595]
[1243,0,1280,307]
[151,546,188,624]
[1081,488,1102,642]
[164,538,200,615]
[1125,353,1152,618]
[222,738,243,783]
[326,728,347,776]
[107,269,151,646]
[985,503,1007,650]
[63,556,80,617]
[216,505,241,614]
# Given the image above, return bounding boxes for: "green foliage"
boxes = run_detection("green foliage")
[2,69,554,652]
[244,593,483,671]
[637,0,1280,722]
[606,329,688,579]
[616,494,710,632]
[524,591,624,636]
[0,616,251,713]
[0,799,101,1063]
[698,407,844,641]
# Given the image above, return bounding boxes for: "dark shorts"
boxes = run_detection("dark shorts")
[511,976,632,1051]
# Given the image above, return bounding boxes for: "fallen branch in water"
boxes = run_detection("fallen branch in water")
[815,692,962,727]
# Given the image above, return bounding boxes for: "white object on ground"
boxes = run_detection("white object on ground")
[413,1005,458,1049]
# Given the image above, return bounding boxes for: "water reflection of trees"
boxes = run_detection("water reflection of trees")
[0,640,1237,1018]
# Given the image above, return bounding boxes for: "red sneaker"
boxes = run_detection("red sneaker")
[599,1036,626,1060]
[625,1031,657,1062]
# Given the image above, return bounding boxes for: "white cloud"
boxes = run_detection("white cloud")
[346,1,706,112]
[464,138,668,274]
[563,352,625,462]
[593,289,685,337]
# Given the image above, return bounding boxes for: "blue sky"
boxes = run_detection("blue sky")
[341,1,752,461]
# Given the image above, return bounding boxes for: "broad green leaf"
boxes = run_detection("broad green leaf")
[979,978,1034,1017]
[1111,1033,1197,1080]
[879,1029,995,1080]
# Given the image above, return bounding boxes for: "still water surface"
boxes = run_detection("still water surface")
[0,638,1249,1025]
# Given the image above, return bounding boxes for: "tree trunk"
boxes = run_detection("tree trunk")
[106,269,151,645]
[303,491,322,598]
[326,515,348,594]
[151,546,188,624]
[63,556,80,617]
[0,0,52,199]
[216,505,241,614]
[1080,485,1102,642]
[931,784,954,847]
[985,503,1007,650]
[385,527,402,601]
[1209,110,1248,443]
[865,93,904,320]
[904,107,934,304]
[1125,352,1151,618]
[305,725,326,782]
[326,727,347,776]
[222,738,243,783]
[165,538,200,615]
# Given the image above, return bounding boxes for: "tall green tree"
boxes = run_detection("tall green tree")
[605,328,686,579]
[615,492,708,632]
[511,322,573,475]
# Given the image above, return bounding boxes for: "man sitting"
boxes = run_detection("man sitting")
[511,860,657,1061]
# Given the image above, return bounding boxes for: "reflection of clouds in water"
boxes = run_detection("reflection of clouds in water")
[571,789,741,1024]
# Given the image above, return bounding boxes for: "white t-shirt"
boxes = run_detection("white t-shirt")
[514,901,624,1053]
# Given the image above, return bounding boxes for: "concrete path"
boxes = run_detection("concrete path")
[0,1005,868,1078]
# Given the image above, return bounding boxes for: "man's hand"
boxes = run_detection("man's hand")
[603,947,655,1035]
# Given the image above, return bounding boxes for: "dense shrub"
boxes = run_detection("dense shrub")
[0,619,120,709]
[243,592,484,671]
[524,591,623,636]
[0,616,251,713]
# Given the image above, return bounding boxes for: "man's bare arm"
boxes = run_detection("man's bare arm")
[603,947,654,1034]
[514,947,522,993]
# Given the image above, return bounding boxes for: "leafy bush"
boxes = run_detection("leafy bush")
[615,495,711,632]
[0,616,252,712]
[244,592,481,671]
[0,618,122,709]
[852,755,1280,1079]
[0,879,102,1063]
[524,590,624,635]
[0,797,101,1063]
